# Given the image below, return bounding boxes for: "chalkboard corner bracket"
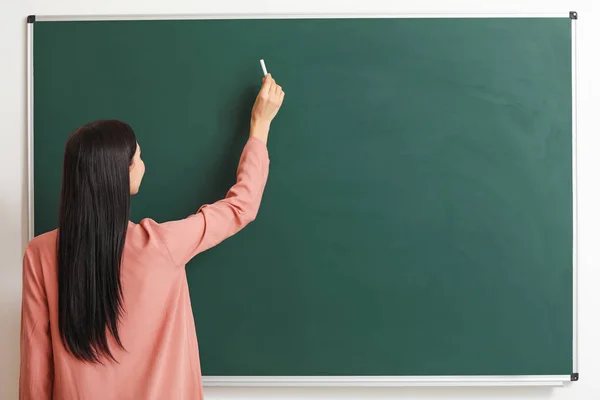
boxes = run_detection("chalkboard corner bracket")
[27,15,36,24]
[569,11,578,20]
[570,373,579,381]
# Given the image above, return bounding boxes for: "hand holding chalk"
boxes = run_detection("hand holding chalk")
[252,73,284,127]
[250,70,285,144]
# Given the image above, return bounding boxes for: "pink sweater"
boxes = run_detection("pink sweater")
[20,138,269,400]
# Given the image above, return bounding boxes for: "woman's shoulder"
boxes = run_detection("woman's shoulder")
[25,229,58,253]
[23,230,58,275]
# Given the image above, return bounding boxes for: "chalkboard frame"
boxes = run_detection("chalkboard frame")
[26,12,578,387]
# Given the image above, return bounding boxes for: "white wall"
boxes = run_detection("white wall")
[1,0,598,399]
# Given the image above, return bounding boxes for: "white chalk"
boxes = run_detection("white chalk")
[260,59,268,76]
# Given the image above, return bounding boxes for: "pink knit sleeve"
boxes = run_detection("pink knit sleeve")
[146,137,270,267]
[20,247,53,400]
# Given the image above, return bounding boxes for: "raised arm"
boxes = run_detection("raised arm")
[145,74,284,266]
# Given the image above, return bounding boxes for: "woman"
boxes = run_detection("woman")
[20,74,284,399]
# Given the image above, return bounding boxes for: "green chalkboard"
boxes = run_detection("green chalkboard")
[32,16,574,378]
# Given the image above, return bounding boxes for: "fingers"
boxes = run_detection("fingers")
[269,78,279,97]
[260,74,273,96]
[260,73,284,105]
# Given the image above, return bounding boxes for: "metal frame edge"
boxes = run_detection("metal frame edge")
[202,375,571,387]
[571,14,579,376]
[31,12,570,22]
[27,18,34,241]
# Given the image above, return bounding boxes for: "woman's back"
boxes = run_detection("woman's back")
[23,223,201,399]
[20,138,270,400]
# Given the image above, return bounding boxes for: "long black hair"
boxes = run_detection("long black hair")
[57,120,137,363]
